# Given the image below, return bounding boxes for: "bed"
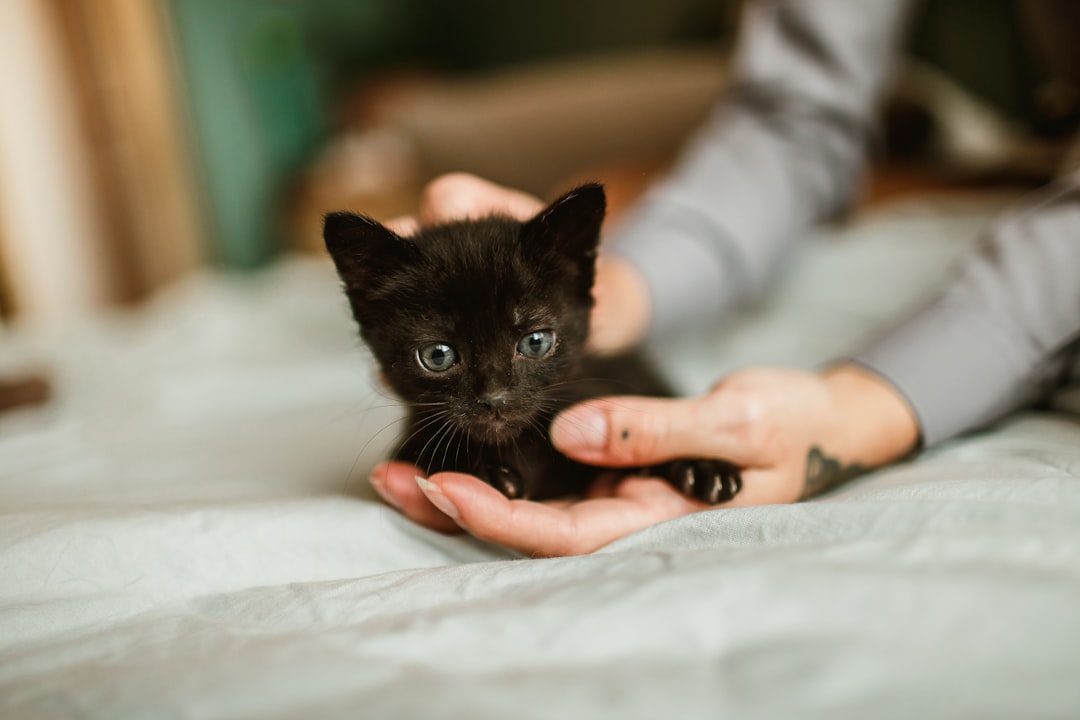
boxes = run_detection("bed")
[2,196,1079,719]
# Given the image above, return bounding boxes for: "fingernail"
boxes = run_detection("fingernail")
[368,473,402,510]
[551,407,608,451]
[415,476,459,519]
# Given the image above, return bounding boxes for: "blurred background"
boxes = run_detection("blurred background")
[0,0,1077,327]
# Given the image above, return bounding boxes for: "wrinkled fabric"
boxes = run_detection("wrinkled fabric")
[3,202,1080,719]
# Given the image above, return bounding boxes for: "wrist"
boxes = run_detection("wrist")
[821,364,921,469]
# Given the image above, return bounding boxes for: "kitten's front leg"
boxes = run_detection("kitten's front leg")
[471,434,555,500]
[395,424,545,500]
[395,414,594,501]
[649,459,743,505]
[472,456,527,500]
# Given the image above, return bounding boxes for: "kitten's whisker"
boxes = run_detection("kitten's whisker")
[324,386,448,493]
[452,429,464,470]
[544,377,642,392]
[544,377,611,388]
[393,405,453,445]
[368,384,402,405]
[436,422,461,470]
[396,411,453,460]
[355,409,448,482]
[415,407,452,422]
[533,400,569,418]
[329,379,411,493]
[325,375,407,494]
[340,414,412,495]
[439,423,461,471]
[400,410,450,444]
[520,411,550,439]
[423,419,458,473]
[317,399,399,431]
[415,418,453,475]
[453,428,467,469]
[523,420,552,458]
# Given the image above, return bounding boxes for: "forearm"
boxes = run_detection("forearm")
[851,171,1080,447]
[613,0,914,338]
[613,103,868,334]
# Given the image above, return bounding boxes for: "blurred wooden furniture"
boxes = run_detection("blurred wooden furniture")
[0,0,204,325]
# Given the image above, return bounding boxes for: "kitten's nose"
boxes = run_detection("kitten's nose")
[478,391,509,411]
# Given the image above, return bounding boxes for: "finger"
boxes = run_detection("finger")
[419,472,576,555]
[369,462,460,533]
[384,215,420,236]
[618,468,797,509]
[421,472,699,557]
[610,475,707,512]
[550,395,760,467]
[419,173,543,225]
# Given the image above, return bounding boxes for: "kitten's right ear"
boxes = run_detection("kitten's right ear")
[521,184,606,298]
[323,212,416,291]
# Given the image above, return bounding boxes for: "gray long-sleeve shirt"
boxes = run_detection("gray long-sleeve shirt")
[613,0,1080,446]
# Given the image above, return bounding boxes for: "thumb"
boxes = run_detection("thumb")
[550,395,753,467]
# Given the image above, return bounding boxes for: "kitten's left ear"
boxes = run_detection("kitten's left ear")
[522,184,606,288]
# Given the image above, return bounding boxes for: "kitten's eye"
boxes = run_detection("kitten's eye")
[517,330,555,359]
[417,343,458,372]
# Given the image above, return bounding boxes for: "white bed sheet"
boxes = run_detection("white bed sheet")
[2,198,1080,719]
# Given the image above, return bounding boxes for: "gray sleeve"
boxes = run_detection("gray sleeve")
[612,0,914,335]
[851,171,1080,447]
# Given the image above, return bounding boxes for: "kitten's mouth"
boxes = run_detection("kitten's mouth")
[468,413,529,442]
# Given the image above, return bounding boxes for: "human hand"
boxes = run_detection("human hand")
[384,172,543,235]
[587,254,650,354]
[386,173,651,353]
[368,457,714,548]
[368,365,920,556]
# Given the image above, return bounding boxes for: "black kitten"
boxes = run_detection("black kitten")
[324,184,741,503]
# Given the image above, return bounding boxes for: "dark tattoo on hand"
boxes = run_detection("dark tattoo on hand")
[802,446,866,500]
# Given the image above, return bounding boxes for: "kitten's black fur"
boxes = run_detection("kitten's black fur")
[324,184,741,503]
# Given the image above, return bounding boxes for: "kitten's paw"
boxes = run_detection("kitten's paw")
[655,459,742,504]
[475,463,527,500]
